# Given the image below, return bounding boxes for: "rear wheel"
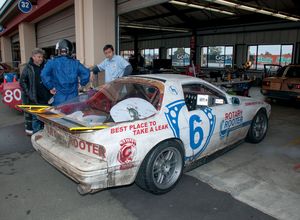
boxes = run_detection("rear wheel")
[135,141,184,194]
[246,109,268,143]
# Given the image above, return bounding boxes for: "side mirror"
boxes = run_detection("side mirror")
[232,97,240,105]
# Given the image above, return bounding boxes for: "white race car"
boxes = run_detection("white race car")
[23,74,271,195]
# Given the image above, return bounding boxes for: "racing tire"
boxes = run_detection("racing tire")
[135,140,184,194]
[246,109,268,143]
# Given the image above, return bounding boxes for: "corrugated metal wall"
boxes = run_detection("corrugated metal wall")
[198,29,300,46]
[36,6,75,48]
[120,36,190,50]
[120,28,300,64]
[120,29,300,49]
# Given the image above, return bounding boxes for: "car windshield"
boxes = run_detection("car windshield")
[51,79,163,125]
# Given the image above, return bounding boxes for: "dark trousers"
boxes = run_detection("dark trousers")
[24,112,33,131]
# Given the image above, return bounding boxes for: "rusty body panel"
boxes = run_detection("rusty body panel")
[262,65,300,101]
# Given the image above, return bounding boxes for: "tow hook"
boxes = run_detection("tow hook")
[77,184,91,195]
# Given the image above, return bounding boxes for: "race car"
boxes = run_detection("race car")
[19,74,271,195]
[261,64,300,102]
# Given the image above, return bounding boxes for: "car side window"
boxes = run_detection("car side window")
[286,67,300,78]
[182,84,227,111]
[276,66,287,77]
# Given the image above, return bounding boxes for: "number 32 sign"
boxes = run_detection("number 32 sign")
[18,0,32,14]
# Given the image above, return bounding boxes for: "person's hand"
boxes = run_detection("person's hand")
[90,72,95,82]
[50,88,56,95]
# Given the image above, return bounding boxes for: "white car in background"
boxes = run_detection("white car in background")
[21,74,271,195]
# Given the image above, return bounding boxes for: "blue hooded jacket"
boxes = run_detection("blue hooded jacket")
[41,56,90,105]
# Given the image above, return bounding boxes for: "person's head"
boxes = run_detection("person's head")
[55,39,73,56]
[103,44,114,60]
[31,48,45,66]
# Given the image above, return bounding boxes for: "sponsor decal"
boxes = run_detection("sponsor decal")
[117,138,137,170]
[164,100,186,137]
[164,100,216,160]
[245,101,264,106]
[220,110,247,138]
[46,126,106,159]
[168,85,178,95]
[110,121,168,136]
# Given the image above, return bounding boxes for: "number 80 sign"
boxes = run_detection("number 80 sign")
[4,89,22,103]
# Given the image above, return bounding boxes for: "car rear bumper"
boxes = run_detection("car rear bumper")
[261,89,300,101]
[31,132,109,193]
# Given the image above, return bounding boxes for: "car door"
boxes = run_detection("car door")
[181,83,230,161]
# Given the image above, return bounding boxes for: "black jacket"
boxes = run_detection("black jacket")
[20,58,51,104]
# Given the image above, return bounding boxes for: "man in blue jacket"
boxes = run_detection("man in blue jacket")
[41,39,90,106]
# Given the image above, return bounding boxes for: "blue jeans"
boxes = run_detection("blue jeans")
[32,115,43,134]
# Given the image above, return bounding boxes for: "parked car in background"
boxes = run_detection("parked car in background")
[0,63,19,83]
[261,65,300,102]
[19,74,271,195]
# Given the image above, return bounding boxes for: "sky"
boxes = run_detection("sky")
[0,0,6,9]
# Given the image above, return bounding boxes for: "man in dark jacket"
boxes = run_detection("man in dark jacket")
[20,48,51,135]
[41,39,90,106]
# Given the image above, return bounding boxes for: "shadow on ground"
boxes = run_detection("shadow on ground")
[110,174,275,220]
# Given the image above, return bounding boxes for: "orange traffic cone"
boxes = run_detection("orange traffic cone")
[13,76,17,82]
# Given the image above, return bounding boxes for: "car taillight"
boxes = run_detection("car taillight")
[263,81,270,86]
[294,84,300,89]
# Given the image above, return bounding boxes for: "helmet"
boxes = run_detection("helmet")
[55,39,73,56]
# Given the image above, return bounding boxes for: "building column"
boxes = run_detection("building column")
[19,22,36,64]
[0,36,12,63]
[75,0,115,66]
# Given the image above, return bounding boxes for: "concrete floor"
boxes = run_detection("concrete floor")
[0,87,299,220]
[188,88,300,220]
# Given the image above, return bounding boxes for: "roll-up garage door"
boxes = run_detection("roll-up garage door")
[37,6,75,48]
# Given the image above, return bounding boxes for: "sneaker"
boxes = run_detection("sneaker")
[25,129,33,136]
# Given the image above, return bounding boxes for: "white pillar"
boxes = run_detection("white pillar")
[19,22,36,64]
[75,0,115,66]
[0,36,12,63]
[75,0,115,85]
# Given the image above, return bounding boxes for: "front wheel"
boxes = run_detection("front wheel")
[246,109,268,143]
[135,141,184,194]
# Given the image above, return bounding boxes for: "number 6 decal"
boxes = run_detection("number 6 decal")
[189,115,204,150]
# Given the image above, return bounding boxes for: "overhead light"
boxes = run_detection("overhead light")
[169,0,235,16]
[206,0,300,22]
[120,22,189,33]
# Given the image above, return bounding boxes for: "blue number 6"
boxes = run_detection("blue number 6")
[189,115,204,150]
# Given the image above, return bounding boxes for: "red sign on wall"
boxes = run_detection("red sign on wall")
[0,82,22,111]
